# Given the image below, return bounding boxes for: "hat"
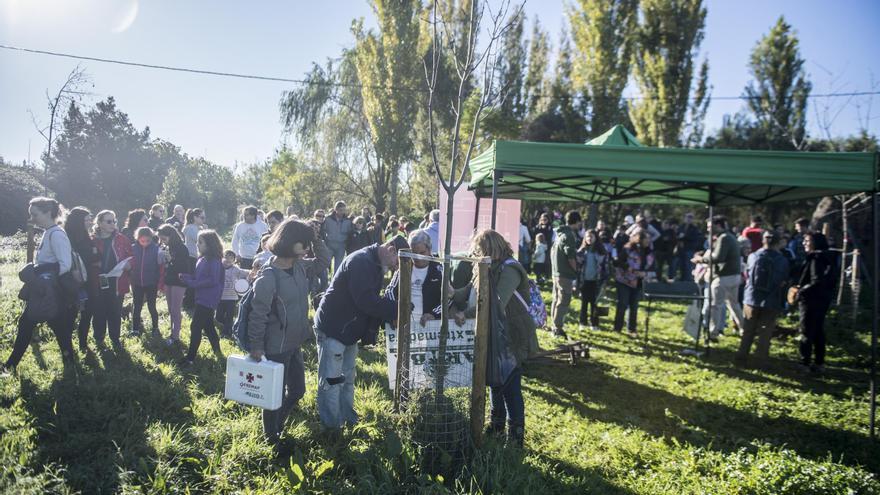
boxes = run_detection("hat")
[624,215,635,225]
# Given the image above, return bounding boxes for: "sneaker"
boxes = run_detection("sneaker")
[178,358,194,367]
[796,362,812,373]
[810,364,825,374]
[151,327,161,338]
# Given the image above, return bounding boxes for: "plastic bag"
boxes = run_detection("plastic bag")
[683,300,700,339]
[486,272,518,388]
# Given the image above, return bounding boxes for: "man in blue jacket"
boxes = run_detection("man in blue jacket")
[314,235,409,429]
[735,230,789,367]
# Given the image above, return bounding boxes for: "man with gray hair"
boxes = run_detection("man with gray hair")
[385,229,445,327]
[425,209,441,255]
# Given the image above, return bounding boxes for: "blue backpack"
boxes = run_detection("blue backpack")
[233,266,283,352]
[503,258,547,328]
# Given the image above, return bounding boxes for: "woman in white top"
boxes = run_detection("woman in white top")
[182,208,206,310]
[2,198,77,375]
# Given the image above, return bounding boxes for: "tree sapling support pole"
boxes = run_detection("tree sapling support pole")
[394,250,413,413]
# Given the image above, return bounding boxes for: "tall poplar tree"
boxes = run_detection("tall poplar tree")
[629,0,707,147]
[569,0,638,135]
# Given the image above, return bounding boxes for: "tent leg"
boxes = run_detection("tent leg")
[473,191,481,230]
[704,205,714,356]
[491,170,499,229]
[871,192,878,440]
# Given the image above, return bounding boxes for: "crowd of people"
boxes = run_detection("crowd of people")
[519,208,837,372]
[2,196,839,452]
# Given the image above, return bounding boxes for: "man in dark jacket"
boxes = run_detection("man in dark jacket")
[314,236,408,429]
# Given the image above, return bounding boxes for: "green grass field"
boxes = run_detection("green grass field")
[1,243,878,494]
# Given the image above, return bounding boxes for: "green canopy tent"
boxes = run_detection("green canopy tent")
[467,125,879,436]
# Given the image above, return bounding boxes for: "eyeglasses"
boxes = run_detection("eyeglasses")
[104,219,117,224]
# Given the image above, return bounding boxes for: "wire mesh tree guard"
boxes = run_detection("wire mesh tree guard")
[390,250,492,476]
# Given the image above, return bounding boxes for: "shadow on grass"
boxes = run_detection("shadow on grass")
[17,345,196,493]
[525,358,880,474]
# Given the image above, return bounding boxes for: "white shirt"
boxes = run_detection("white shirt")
[36,225,72,274]
[231,220,269,259]
[410,265,428,316]
[183,224,202,258]
[519,224,531,247]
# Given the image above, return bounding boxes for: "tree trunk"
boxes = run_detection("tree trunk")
[389,163,399,215]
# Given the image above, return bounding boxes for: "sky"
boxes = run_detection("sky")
[1,0,878,169]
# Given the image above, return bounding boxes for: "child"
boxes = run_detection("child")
[157,224,190,346]
[577,229,608,329]
[130,226,164,337]
[179,230,225,366]
[218,250,249,338]
[250,232,273,280]
[533,232,548,284]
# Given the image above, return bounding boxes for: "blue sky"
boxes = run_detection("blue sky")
[1,0,878,168]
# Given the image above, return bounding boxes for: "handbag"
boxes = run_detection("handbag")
[786,286,799,306]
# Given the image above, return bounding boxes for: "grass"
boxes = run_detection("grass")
[1,246,879,493]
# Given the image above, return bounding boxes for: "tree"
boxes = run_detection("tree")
[629,0,707,147]
[29,65,92,190]
[521,29,588,143]
[47,97,166,214]
[424,0,520,394]
[523,17,550,117]
[351,0,422,213]
[569,0,637,135]
[744,16,812,150]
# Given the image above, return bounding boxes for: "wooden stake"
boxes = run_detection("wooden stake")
[394,251,413,413]
[26,225,35,263]
[470,261,490,447]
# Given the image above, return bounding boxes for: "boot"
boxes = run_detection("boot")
[506,421,524,448]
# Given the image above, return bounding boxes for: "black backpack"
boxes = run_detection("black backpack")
[233,266,283,352]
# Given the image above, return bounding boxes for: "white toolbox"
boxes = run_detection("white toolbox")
[224,355,285,410]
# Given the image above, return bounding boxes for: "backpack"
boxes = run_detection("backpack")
[503,258,547,328]
[749,251,776,294]
[233,266,283,352]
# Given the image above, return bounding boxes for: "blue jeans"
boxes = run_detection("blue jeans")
[327,242,346,275]
[490,366,524,429]
[315,331,358,429]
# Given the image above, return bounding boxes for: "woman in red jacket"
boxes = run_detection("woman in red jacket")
[91,210,133,348]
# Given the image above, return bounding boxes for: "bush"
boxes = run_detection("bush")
[0,165,52,236]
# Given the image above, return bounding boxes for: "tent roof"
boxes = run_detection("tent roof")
[468,136,878,206]
[585,124,642,147]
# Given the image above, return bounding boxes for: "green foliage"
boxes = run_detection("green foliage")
[629,0,707,147]
[0,162,51,235]
[352,0,422,213]
[157,154,239,227]
[522,30,589,143]
[47,98,166,214]
[569,0,638,135]
[745,16,812,150]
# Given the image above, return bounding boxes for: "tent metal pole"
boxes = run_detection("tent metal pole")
[491,170,499,229]
[871,191,878,440]
[473,189,481,230]
[705,204,714,356]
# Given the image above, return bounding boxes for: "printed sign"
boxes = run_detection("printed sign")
[385,317,475,390]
